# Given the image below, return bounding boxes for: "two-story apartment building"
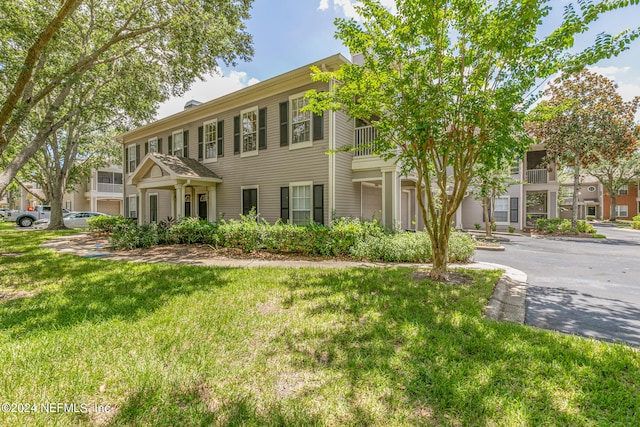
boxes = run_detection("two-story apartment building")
[61,164,124,215]
[117,54,420,230]
[602,181,640,220]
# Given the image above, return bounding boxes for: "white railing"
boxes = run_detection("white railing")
[97,183,123,193]
[526,169,548,184]
[354,126,378,157]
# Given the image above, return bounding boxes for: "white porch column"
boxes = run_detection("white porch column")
[207,186,217,222]
[174,185,183,219]
[381,167,400,230]
[455,204,463,229]
[170,189,176,219]
[138,188,147,225]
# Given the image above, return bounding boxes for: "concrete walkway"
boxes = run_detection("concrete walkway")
[40,233,527,324]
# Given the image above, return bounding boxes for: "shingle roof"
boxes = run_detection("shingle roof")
[151,152,221,180]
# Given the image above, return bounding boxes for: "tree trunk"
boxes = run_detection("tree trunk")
[610,194,617,221]
[0,139,47,194]
[47,184,68,230]
[483,196,492,238]
[572,159,580,229]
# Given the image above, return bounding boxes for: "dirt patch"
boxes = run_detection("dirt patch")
[0,288,35,303]
[0,252,23,258]
[412,270,474,285]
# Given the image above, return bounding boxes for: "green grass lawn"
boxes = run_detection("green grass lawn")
[0,223,638,426]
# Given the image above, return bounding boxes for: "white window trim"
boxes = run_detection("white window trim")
[240,185,259,216]
[289,92,313,150]
[128,195,138,217]
[494,196,510,225]
[148,137,158,153]
[149,192,158,223]
[203,119,218,163]
[172,129,184,157]
[615,205,629,217]
[240,106,259,158]
[290,181,313,225]
[127,145,137,173]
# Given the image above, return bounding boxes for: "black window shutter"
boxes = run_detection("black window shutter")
[259,108,267,150]
[158,137,163,154]
[313,184,324,225]
[280,187,289,222]
[198,126,203,161]
[183,130,189,158]
[125,197,129,217]
[144,141,149,155]
[510,197,519,223]
[233,116,240,154]
[217,120,224,157]
[125,147,129,173]
[279,101,288,146]
[135,144,140,166]
[313,112,324,141]
[168,135,173,155]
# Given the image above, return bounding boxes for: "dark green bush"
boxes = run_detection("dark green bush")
[110,222,159,250]
[169,217,218,245]
[87,215,135,233]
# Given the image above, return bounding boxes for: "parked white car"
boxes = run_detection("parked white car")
[34,212,111,229]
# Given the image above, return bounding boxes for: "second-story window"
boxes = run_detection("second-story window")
[291,95,311,145]
[148,138,158,153]
[241,107,258,156]
[173,130,184,157]
[128,145,137,172]
[204,120,217,160]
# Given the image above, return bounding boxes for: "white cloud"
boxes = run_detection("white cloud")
[317,0,396,19]
[589,65,631,79]
[155,70,260,120]
[318,0,329,11]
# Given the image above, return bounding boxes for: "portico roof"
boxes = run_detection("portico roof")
[127,152,222,189]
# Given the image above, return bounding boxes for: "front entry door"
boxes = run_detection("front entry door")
[198,194,207,220]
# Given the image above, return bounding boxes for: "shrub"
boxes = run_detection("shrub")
[508,226,515,233]
[88,215,135,234]
[169,217,218,245]
[110,222,159,250]
[474,223,481,230]
[631,221,640,230]
[217,211,267,252]
[350,230,474,263]
[576,220,595,234]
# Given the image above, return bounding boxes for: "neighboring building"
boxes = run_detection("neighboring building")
[62,164,124,215]
[17,182,46,210]
[558,175,602,221]
[602,181,639,220]
[117,54,420,230]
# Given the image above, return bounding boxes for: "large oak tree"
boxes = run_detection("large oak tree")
[307,0,640,280]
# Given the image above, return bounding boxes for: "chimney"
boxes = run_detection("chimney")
[184,99,202,110]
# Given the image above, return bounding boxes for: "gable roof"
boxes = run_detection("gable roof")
[127,152,222,187]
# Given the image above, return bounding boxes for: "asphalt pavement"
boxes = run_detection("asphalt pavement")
[475,225,640,347]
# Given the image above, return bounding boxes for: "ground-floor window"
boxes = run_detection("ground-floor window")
[494,197,509,223]
[616,205,628,218]
[587,206,596,216]
[149,194,158,223]
[291,183,311,225]
[65,200,72,210]
[128,195,137,218]
[242,187,258,216]
[184,194,191,217]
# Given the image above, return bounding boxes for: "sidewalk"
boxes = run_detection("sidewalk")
[40,232,527,324]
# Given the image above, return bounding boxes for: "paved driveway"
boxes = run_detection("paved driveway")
[475,225,640,347]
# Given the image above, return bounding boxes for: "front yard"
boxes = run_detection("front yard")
[0,224,638,426]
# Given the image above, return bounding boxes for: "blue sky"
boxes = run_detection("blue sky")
[156,0,640,119]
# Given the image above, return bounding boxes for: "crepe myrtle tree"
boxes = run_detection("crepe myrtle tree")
[306,0,640,280]
[528,69,639,227]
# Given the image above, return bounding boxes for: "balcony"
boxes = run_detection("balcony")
[354,125,378,157]
[526,169,548,184]
[96,183,123,193]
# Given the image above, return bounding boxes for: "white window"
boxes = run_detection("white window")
[290,94,311,147]
[65,200,72,210]
[172,130,183,157]
[241,107,258,156]
[291,182,312,225]
[128,195,138,218]
[616,205,628,217]
[494,196,509,223]
[618,185,628,196]
[148,137,158,153]
[204,120,217,160]
[127,145,137,172]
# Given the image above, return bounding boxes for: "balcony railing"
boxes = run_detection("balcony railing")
[526,169,548,184]
[96,183,123,193]
[354,126,378,157]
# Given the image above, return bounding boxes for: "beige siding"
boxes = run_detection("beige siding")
[125,82,337,224]
[97,200,122,216]
[361,183,382,222]
[333,110,361,218]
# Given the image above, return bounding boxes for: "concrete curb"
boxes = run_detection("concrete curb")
[478,262,527,324]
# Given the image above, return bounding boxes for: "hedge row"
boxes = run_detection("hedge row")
[88,214,476,263]
[632,215,640,230]
[535,218,595,234]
